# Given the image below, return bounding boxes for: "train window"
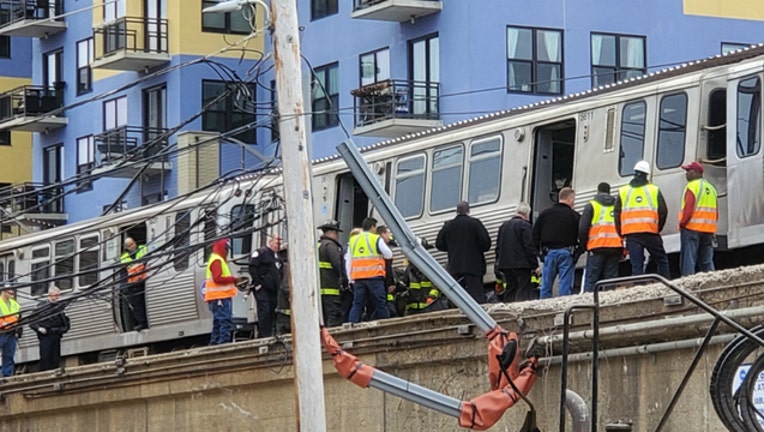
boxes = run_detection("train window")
[656,93,687,170]
[203,208,217,261]
[7,260,13,282]
[31,246,50,297]
[394,155,425,218]
[468,136,503,205]
[707,90,726,161]
[231,204,256,255]
[619,100,646,176]
[55,240,74,291]
[0,262,3,283]
[173,211,191,271]
[737,77,761,158]
[430,145,463,213]
[78,236,100,287]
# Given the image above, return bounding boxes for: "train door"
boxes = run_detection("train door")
[698,78,729,248]
[0,253,14,284]
[335,173,369,247]
[530,119,576,220]
[726,73,764,249]
[113,223,147,332]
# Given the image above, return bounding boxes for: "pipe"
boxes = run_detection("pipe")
[535,305,764,347]
[565,389,591,432]
[543,333,736,365]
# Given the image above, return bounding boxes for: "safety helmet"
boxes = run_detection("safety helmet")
[317,219,342,232]
[633,160,651,175]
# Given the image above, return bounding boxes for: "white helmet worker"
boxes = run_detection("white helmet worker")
[633,160,651,175]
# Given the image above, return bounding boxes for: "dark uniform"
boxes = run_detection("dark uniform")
[29,298,69,371]
[317,221,347,327]
[402,264,441,315]
[275,250,291,336]
[249,242,283,338]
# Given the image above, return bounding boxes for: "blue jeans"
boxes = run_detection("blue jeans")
[626,235,670,278]
[540,248,575,299]
[680,229,715,276]
[349,278,390,323]
[0,333,16,377]
[208,298,232,345]
[583,251,621,292]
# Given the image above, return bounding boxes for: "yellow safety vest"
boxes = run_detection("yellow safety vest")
[587,200,622,250]
[349,232,385,280]
[619,184,660,235]
[0,297,20,328]
[680,179,718,234]
[205,253,237,301]
[121,245,148,282]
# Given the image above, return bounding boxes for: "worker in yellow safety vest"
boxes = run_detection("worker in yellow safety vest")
[205,238,242,345]
[0,287,21,377]
[345,217,393,323]
[614,160,670,278]
[120,237,149,331]
[579,182,623,292]
[678,161,718,276]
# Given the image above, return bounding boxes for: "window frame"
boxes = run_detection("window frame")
[201,0,253,34]
[655,92,688,170]
[428,144,464,215]
[394,153,427,220]
[103,95,128,131]
[722,42,750,55]
[201,79,256,143]
[54,239,75,292]
[467,134,504,207]
[76,37,94,95]
[30,245,51,298]
[0,130,10,146]
[359,47,390,87]
[78,234,100,288]
[618,99,647,177]
[590,32,647,88]
[736,75,762,159]
[506,25,564,95]
[312,62,340,131]
[0,35,10,59]
[76,135,95,190]
[311,0,338,21]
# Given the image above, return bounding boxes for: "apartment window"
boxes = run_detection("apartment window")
[430,145,463,213]
[395,155,425,219]
[0,131,9,146]
[202,0,252,34]
[76,135,95,189]
[103,96,128,130]
[104,0,126,21]
[722,42,750,55]
[656,93,687,170]
[76,38,94,95]
[311,0,337,21]
[270,79,279,142]
[312,63,339,131]
[202,80,256,143]
[591,33,646,88]
[737,76,761,158]
[143,85,167,153]
[0,36,9,58]
[43,48,63,89]
[360,48,390,87]
[410,34,440,115]
[619,100,646,177]
[507,26,563,95]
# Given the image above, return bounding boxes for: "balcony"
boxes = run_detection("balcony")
[0,0,65,38]
[92,125,172,179]
[351,0,441,22]
[0,84,66,132]
[3,182,67,228]
[91,16,170,72]
[351,79,442,138]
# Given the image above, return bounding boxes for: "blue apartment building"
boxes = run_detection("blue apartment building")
[1,0,763,224]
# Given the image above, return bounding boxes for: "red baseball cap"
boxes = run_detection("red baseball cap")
[681,161,704,174]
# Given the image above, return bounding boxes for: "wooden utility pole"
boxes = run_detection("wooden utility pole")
[271,1,327,431]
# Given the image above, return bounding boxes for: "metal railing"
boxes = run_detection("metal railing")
[0,84,65,122]
[353,0,439,11]
[0,182,64,214]
[93,16,168,59]
[351,79,440,128]
[0,0,63,28]
[94,125,169,165]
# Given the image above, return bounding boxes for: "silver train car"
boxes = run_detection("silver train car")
[3,45,764,367]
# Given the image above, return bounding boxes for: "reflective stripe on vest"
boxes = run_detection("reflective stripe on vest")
[121,245,148,283]
[349,232,385,280]
[0,297,20,328]
[320,288,340,296]
[204,253,237,301]
[619,184,659,235]
[587,200,622,250]
[680,179,718,234]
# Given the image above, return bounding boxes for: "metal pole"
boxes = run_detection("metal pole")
[272,1,327,431]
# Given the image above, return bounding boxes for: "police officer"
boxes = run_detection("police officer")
[249,235,283,338]
[317,220,347,327]
[614,160,669,278]
[579,182,622,292]
[29,286,70,371]
[679,161,718,275]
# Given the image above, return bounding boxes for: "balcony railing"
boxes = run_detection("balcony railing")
[0,84,67,132]
[0,0,66,37]
[95,125,169,165]
[351,0,442,22]
[3,182,65,215]
[92,16,170,71]
[352,79,440,126]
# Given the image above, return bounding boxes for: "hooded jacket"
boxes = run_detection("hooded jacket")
[579,193,622,253]
[613,174,669,235]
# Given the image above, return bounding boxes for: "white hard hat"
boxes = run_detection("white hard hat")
[633,160,651,175]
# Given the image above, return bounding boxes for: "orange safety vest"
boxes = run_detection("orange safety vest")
[587,200,622,250]
[619,184,660,235]
[0,296,20,329]
[349,232,385,280]
[680,179,718,234]
[121,245,148,283]
[205,253,237,301]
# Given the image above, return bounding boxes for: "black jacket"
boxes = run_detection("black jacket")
[318,236,347,291]
[579,193,622,253]
[249,247,283,293]
[533,203,581,250]
[436,214,491,276]
[613,176,668,236]
[29,300,69,337]
[496,216,538,270]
